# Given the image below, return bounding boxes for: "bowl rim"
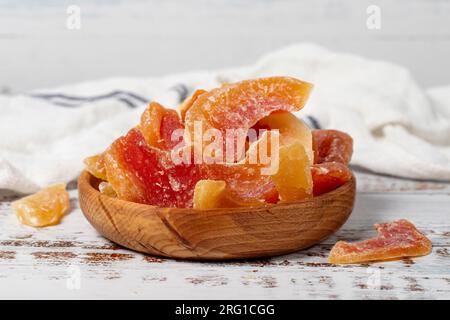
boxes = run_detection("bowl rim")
[79,170,356,214]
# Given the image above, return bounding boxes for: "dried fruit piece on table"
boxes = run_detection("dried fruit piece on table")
[11,183,70,227]
[104,128,202,208]
[312,130,353,164]
[184,77,313,159]
[84,153,107,181]
[271,141,312,202]
[311,162,352,196]
[257,111,313,162]
[179,89,207,123]
[329,219,432,264]
[139,102,184,150]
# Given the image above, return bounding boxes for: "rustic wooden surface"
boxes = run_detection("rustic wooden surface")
[0,169,449,299]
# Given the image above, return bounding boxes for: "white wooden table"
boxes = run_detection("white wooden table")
[0,169,449,299]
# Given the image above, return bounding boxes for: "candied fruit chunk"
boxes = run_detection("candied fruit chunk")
[311,162,352,196]
[184,77,313,157]
[139,102,184,150]
[84,153,107,181]
[312,129,353,164]
[12,183,70,227]
[193,180,260,210]
[200,131,279,205]
[193,180,228,210]
[179,89,207,123]
[329,219,432,264]
[98,181,117,197]
[202,162,277,205]
[271,141,312,202]
[104,128,202,208]
[257,112,313,162]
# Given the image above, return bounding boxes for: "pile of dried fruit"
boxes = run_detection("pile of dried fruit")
[84,77,354,209]
[10,76,432,265]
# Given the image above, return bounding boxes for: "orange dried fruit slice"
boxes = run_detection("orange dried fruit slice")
[184,77,313,159]
[311,162,352,196]
[84,153,107,181]
[313,129,353,165]
[179,89,207,123]
[12,183,70,227]
[104,128,202,208]
[193,180,260,210]
[329,219,432,264]
[139,102,184,150]
[200,131,280,205]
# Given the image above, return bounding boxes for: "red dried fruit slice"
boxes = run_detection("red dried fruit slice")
[311,162,352,196]
[104,128,202,208]
[139,102,184,150]
[329,219,432,264]
[313,130,353,165]
[184,77,313,159]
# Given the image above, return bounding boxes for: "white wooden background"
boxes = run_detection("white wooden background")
[0,0,450,92]
[0,169,449,299]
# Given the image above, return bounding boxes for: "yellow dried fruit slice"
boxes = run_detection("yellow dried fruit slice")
[84,153,107,181]
[271,142,312,202]
[257,112,313,162]
[12,183,70,227]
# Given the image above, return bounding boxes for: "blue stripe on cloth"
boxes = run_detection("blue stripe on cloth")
[305,115,321,129]
[29,90,150,108]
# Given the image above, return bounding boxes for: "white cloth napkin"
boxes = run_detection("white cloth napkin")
[1,43,450,194]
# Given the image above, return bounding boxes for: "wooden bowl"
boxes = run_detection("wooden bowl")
[78,171,356,260]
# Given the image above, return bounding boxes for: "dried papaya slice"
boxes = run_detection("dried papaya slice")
[329,219,432,264]
[104,128,202,208]
[139,102,184,150]
[84,153,107,181]
[179,89,207,123]
[12,183,70,227]
[256,112,313,162]
[200,131,279,205]
[312,129,353,165]
[311,162,352,196]
[271,141,312,202]
[184,77,313,159]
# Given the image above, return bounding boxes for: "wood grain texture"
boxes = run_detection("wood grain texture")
[77,171,356,260]
[1,170,449,299]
